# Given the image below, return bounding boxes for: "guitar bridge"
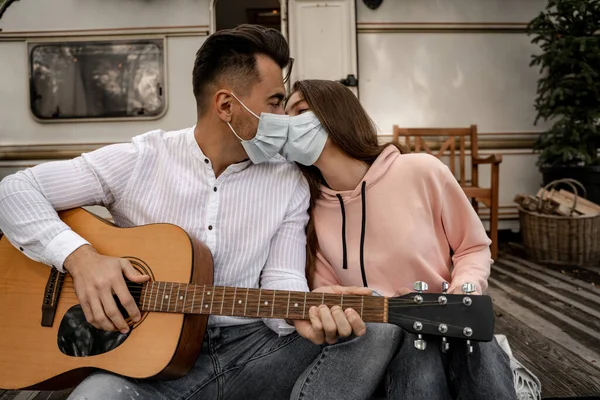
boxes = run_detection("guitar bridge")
[41,268,65,327]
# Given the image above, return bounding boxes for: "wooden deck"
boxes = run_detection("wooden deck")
[1,242,600,400]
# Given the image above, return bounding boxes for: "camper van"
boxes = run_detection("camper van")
[0,0,549,234]
[3,4,600,400]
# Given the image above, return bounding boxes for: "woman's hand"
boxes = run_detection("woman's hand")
[291,285,371,345]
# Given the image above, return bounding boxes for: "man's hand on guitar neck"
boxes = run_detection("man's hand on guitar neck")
[63,245,149,334]
[291,285,371,345]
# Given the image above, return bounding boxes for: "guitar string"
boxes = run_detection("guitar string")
[42,279,467,296]
[31,281,479,314]
[43,291,470,310]
[53,286,462,303]
[46,285,473,308]
[51,281,471,306]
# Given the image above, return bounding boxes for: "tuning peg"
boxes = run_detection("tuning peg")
[413,281,427,304]
[461,282,476,294]
[463,326,474,356]
[439,282,449,305]
[462,282,476,307]
[441,337,450,353]
[414,335,427,350]
[438,324,449,353]
[441,281,449,294]
[413,321,426,350]
[414,281,428,293]
[466,341,473,355]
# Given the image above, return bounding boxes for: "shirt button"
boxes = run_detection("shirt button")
[213,187,217,192]
[19,247,24,251]
[204,159,209,164]
[208,225,213,230]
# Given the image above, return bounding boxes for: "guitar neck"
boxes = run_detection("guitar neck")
[139,281,387,323]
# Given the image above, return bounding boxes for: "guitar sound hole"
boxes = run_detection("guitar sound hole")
[57,286,142,357]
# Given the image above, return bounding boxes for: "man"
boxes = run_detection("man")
[0,25,392,399]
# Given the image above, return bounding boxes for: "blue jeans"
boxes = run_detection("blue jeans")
[292,324,517,400]
[67,322,515,400]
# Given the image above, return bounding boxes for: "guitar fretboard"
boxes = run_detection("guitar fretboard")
[139,282,387,323]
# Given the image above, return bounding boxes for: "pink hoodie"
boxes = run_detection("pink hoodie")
[312,145,492,296]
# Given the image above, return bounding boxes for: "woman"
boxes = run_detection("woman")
[283,80,517,400]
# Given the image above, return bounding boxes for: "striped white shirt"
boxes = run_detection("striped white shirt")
[0,127,310,335]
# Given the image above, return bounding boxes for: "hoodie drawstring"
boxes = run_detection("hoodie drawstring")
[336,181,368,287]
[359,181,368,287]
[336,194,348,270]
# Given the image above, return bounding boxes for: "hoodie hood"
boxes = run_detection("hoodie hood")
[319,144,400,202]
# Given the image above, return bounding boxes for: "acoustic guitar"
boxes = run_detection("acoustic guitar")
[0,208,494,391]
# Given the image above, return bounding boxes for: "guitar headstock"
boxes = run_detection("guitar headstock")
[387,283,495,343]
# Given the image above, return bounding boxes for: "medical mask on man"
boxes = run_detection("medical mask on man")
[227,92,289,164]
[282,111,328,166]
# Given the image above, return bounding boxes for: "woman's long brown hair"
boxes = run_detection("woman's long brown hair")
[290,80,409,287]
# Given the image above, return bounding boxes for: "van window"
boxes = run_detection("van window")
[29,39,165,120]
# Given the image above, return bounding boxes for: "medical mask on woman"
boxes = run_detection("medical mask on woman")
[227,92,289,164]
[282,111,328,166]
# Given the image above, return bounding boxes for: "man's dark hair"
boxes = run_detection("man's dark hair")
[192,24,291,115]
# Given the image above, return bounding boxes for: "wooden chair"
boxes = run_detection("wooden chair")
[392,125,502,260]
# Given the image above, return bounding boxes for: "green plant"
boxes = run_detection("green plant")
[527,0,600,167]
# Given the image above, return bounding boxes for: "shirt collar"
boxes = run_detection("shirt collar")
[187,127,252,174]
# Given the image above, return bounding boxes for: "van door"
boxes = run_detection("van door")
[287,0,358,96]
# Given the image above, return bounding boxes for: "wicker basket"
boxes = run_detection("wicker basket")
[519,178,600,266]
